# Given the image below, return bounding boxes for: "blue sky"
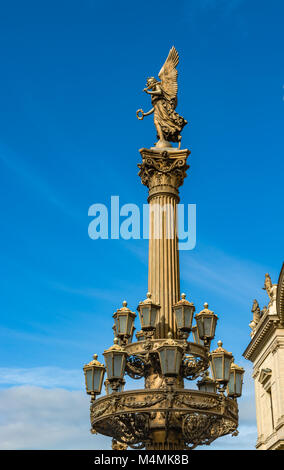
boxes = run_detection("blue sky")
[0,0,283,449]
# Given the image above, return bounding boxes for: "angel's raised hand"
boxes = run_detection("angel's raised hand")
[136,109,144,120]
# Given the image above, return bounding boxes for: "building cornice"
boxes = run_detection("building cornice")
[243,313,279,362]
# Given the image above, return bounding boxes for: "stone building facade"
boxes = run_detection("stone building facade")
[243,264,284,450]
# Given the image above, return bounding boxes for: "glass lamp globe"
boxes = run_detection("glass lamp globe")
[103,338,128,381]
[227,363,244,398]
[210,340,233,385]
[113,301,136,344]
[83,354,105,397]
[195,303,218,345]
[137,293,160,331]
[157,333,184,377]
[173,293,195,336]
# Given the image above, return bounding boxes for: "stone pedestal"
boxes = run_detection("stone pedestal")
[138,148,190,339]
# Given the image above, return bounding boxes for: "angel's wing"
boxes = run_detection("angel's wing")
[158,46,179,107]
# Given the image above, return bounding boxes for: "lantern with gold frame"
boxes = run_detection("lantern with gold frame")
[157,333,184,377]
[173,293,195,338]
[83,354,105,398]
[113,301,136,344]
[137,292,160,333]
[195,303,218,346]
[103,338,128,391]
[191,325,205,347]
[227,363,244,398]
[210,340,233,385]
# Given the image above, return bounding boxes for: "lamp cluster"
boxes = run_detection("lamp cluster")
[83,293,244,401]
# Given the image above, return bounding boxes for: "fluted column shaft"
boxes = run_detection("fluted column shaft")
[148,188,180,338]
[138,148,190,339]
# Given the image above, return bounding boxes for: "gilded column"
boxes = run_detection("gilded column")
[138,148,190,339]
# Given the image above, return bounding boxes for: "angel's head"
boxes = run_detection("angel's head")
[146,77,158,88]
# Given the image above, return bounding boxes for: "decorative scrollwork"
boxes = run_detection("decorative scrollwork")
[211,418,238,438]
[183,413,218,449]
[120,393,165,410]
[175,393,221,411]
[182,355,209,381]
[91,388,239,449]
[125,355,148,379]
[182,413,238,450]
[112,439,128,450]
[91,396,120,420]
[104,413,149,449]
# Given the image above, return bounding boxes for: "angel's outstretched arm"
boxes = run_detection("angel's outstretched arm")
[143,107,154,116]
[136,107,154,120]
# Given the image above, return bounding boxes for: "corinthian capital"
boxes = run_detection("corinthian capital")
[138,148,190,198]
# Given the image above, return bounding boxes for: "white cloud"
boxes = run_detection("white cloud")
[0,377,257,450]
[0,386,111,450]
[0,362,256,450]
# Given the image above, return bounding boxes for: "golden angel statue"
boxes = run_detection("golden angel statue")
[136,46,187,149]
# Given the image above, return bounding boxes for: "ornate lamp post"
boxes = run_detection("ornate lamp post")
[83,47,244,450]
